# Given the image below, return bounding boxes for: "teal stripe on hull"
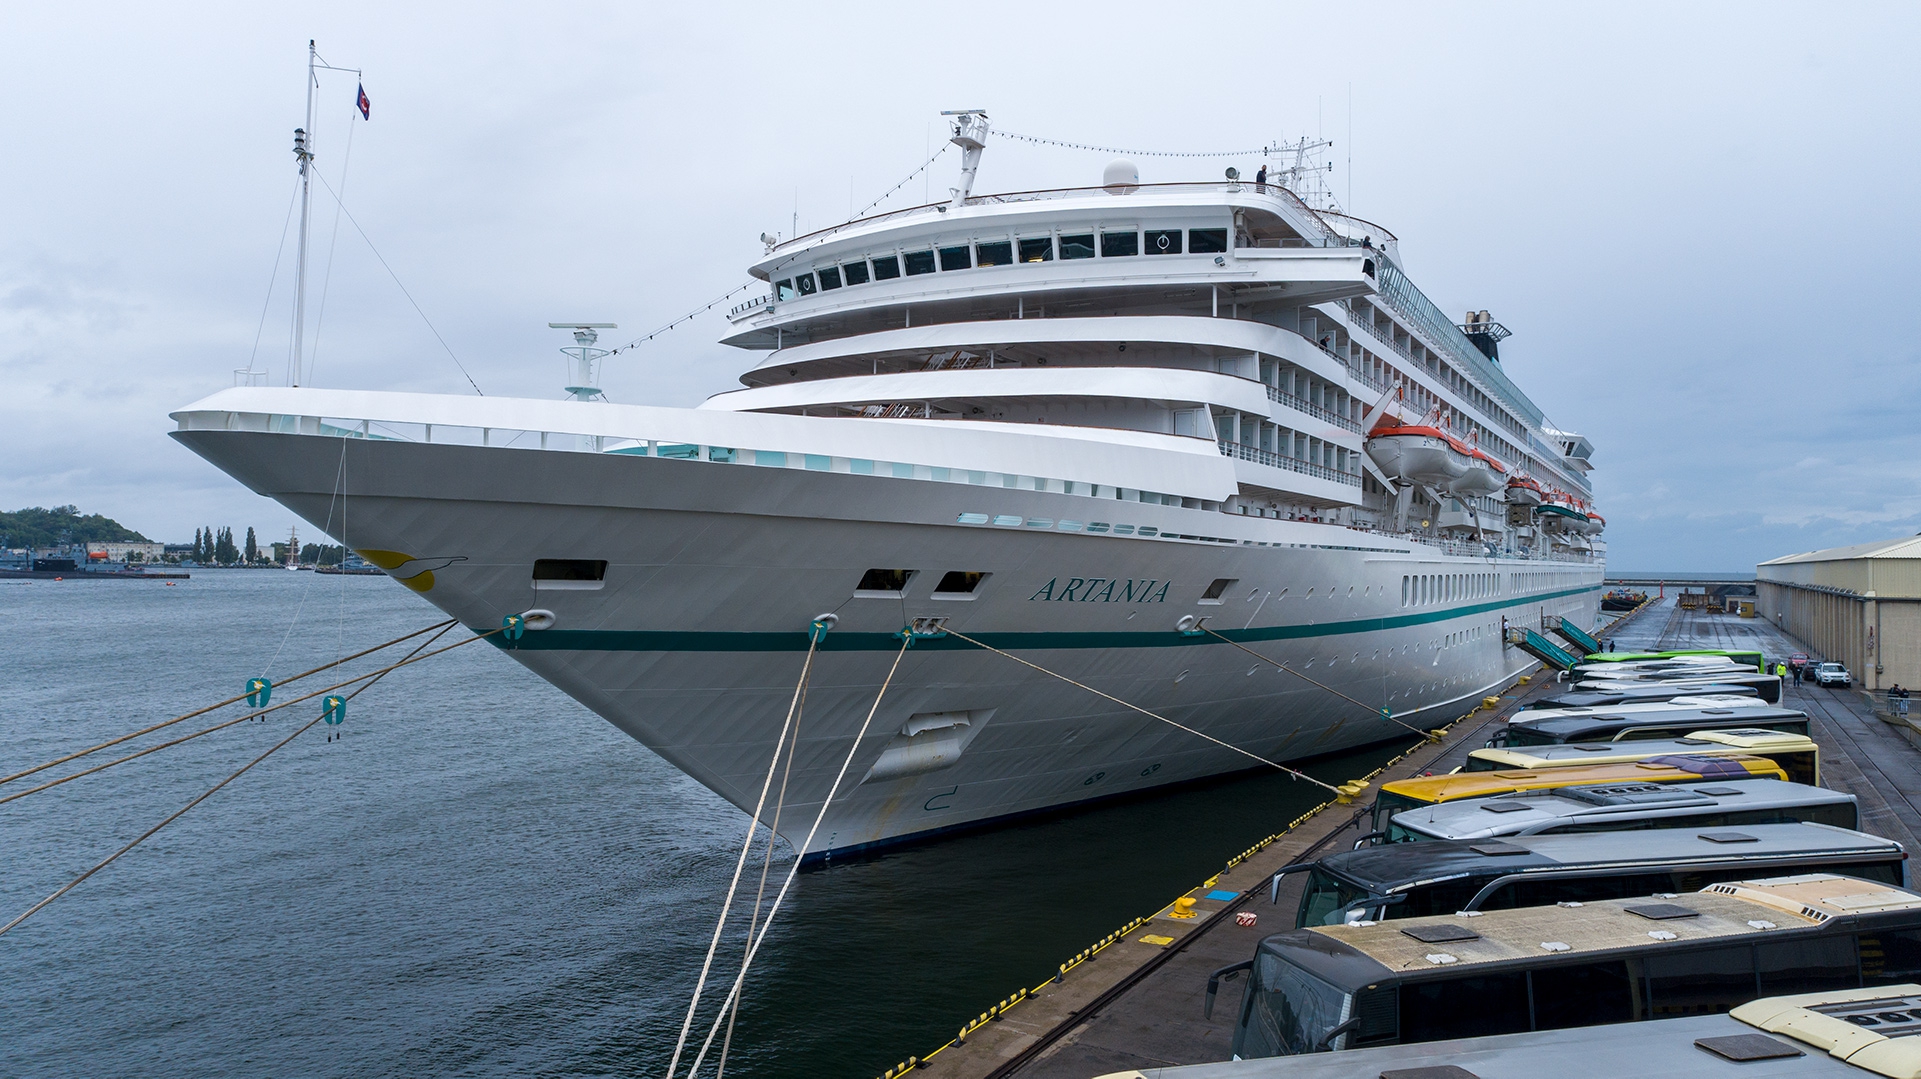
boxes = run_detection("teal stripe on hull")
[491,584,1602,654]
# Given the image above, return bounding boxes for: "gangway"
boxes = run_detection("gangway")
[1548,615,1601,656]
[1506,626,1578,671]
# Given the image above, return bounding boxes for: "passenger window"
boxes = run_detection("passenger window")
[1757,937,1860,996]
[1647,946,1754,1017]
[1101,231,1139,257]
[1199,577,1237,604]
[939,245,972,271]
[1399,974,1530,1042]
[872,255,902,280]
[975,241,1013,267]
[776,279,796,300]
[842,261,870,285]
[1862,930,1921,985]
[795,273,817,295]
[1019,237,1054,262]
[1059,233,1096,260]
[1145,229,1182,255]
[1531,961,1638,1029]
[817,266,843,290]
[855,568,915,596]
[932,571,988,595]
[902,250,936,275]
[1190,228,1228,253]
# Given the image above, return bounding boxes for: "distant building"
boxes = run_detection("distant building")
[86,541,166,563]
[1758,535,1921,692]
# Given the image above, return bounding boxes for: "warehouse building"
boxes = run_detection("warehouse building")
[1758,534,1921,693]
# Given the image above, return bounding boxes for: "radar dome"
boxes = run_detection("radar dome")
[1102,160,1140,195]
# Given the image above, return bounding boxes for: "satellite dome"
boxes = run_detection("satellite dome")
[1102,160,1140,195]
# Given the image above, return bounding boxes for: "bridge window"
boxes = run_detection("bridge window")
[939,245,972,271]
[775,278,795,300]
[1145,229,1182,255]
[1019,237,1054,262]
[1190,228,1228,253]
[1101,230,1139,257]
[872,255,902,280]
[903,250,937,275]
[1060,233,1096,260]
[842,261,869,285]
[817,266,842,290]
[794,272,817,296]
[975,240,1013,267]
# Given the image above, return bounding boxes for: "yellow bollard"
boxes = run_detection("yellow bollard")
[1483,696,1501,709]
[1334,778,1371,804]
[1517,674,1531,684]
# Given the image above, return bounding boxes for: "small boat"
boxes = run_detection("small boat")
[1363,412,1509,499]
[1601,587,1647,610]
[1505,475,1544,506]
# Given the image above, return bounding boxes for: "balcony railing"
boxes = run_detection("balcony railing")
[1267,385,1360,433]
[1218,440,1361,486]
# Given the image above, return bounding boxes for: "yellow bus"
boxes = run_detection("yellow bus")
[1372,753,1789,833]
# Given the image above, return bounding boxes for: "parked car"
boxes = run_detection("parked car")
[1787,652,1812,673]
[1814,661,1852,687]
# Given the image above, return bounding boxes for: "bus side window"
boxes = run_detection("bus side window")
[1648,945,1754,1018]
[1399,974,1529,1043]
[1531,960,1638,1029]
[1862,930,1921,986]
[1757,936,1860,996]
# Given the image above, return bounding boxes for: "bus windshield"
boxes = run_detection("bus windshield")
[1237,951,1352,1057]
[1298,868,1374,925]
[1372,790,1425,832]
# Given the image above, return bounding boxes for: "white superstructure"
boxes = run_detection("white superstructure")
[171,117,1604,858]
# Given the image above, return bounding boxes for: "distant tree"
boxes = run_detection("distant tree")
[0,506,148,548]
[244,527,258,563]
[192,527,204,562]
[215,527,237,565]
[299,543,345,567]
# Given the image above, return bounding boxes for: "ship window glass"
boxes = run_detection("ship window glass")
[1101,231,1139,257]
[1145,229,1182,255]
[532,558,607,582]
[933,571,988,595]
[1019,237,1054,262]
[939,245,973,271]
[1190,228,1228,253]
[842,261,870,285]
[817,266,842,290]
[975,240,1013,267]
[856,568,914,595]
[1060,233,1096,260]
[903,250,937,275]
[795,273,817,295]
[872,255,903,280]
[1200,578,1237,604]
[776,278,796,300]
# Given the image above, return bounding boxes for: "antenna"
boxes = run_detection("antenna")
[941,110,990,209]
[549,323,617,401]
[288,40,362,388]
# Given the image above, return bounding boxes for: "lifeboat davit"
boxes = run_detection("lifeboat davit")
[1364,417,1508,498]
[1505,476,1544,507]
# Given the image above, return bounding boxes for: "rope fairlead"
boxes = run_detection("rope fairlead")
[245,678,272,708]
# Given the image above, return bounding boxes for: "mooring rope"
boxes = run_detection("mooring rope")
[0,621,474,939]
[0,623,479,807]
[1197,626,1438,741]
[941,628,1345,796]
[666,631,823,1079]
[0,619,459,789]
[685,633,914,1077]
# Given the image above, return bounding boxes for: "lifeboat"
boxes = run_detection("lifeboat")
[1364,415,1508,498]
[1585,513,1606,535]
[1536,500,1587,533]
[1505,476,1544,507]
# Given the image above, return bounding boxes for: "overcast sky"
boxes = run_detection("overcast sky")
[2,2,1915,570]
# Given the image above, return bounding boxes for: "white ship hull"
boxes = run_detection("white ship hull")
[174,422,1602,858]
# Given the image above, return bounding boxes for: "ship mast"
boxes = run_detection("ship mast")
[291,40,316,387]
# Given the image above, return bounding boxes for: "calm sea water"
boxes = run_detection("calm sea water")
[0,572,1389,1078]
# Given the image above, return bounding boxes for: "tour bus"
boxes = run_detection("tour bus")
[1523,684,1761,710]
[1104,985,1921,1078]
[1383,780,1855,843]
[1370,755,1789,833]
[1212,874,1921,1059]
[1492,706,1812,746]
[1279,823,1902,927]
[1576,672,1783,704]
[1468,729,1820,785]
[1583,648,1767,671]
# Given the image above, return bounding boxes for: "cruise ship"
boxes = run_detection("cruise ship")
[171,114,1604,858]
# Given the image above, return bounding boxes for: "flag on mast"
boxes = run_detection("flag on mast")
[356,83,371,120]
